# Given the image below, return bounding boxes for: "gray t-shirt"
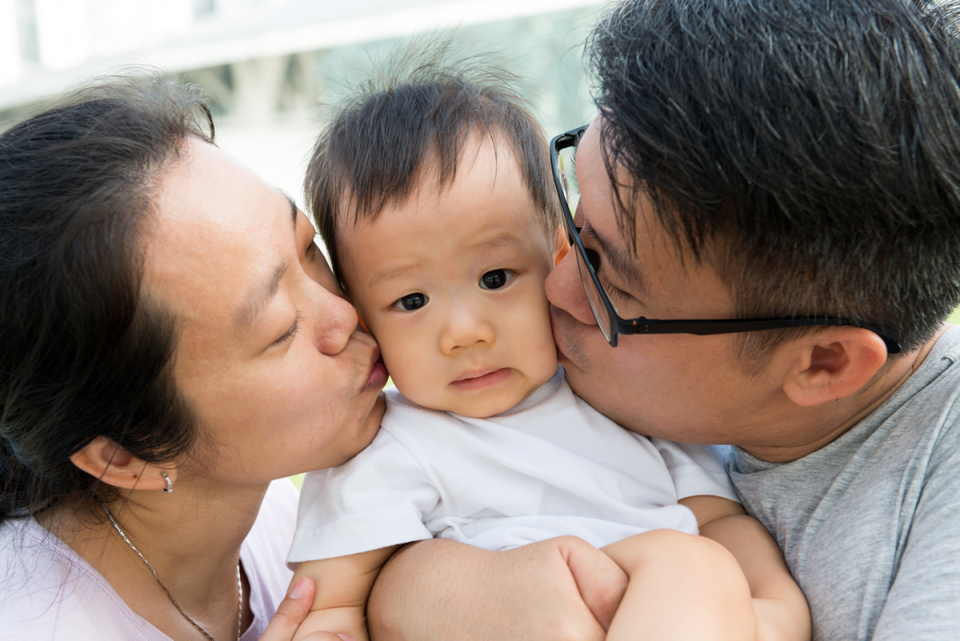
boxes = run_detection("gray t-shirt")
[727,325,960,641]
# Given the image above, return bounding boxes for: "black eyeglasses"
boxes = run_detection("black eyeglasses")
[549,125,902,354]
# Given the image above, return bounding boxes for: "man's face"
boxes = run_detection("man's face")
[545,121,787,447]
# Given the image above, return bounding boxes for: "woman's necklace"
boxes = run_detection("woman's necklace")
[98,500,243,641]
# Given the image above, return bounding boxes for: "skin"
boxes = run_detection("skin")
[58,136,386,641]
[148,138,387,484]
[319,130,809,641]
[544,119,928,461]
[366,117,939,639]
[338,136,560,418]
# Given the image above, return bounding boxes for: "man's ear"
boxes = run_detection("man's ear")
[69,436,176,492]
[781,327,889,406]
[553,227,570,267]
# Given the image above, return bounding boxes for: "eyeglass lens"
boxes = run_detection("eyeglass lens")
[556,143,615,343]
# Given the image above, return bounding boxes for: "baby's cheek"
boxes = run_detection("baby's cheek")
[378,345,433,403]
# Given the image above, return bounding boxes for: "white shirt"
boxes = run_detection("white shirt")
[290,369,737,562]
[0,480,298,640]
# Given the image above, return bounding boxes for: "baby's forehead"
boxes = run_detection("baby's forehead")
[336,192,554,292]
[340,205,550,253]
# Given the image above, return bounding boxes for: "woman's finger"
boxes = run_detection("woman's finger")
[258,577,318,641]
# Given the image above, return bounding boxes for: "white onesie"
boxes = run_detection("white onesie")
[288,368,737,563]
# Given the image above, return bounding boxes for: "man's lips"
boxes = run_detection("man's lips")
[549,304,586,368]
[451,367,512,391]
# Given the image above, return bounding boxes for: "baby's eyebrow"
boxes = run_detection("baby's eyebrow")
[366,233,526,290]
[368,263,418,290]
[469,233,525,250]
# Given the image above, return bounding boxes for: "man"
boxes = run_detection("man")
[367,1,960,639]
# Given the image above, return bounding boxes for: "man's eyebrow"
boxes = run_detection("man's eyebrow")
[582,222,648,296]
[234,192,297,333]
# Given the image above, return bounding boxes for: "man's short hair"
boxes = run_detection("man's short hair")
[588,0,960,363]
[306,59,559,288]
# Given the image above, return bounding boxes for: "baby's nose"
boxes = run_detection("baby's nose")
[439,304,495,353]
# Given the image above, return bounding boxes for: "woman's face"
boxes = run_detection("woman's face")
[142,138,387,486]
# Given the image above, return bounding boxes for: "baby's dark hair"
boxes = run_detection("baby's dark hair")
[306,59,559,287]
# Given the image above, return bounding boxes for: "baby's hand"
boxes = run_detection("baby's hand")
[289,547,402,641]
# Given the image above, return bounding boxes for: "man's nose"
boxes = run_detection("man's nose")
[545,247,597,327]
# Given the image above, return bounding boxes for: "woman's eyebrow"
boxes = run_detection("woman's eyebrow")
[236,262,289,334]
[235,192,298,333]
[280,192,298,229]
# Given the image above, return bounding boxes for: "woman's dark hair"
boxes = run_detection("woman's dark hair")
[306,56,559,288]
[0,75,214,522]
[588,0,960,366]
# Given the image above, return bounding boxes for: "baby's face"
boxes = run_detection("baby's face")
[338,137,559,418]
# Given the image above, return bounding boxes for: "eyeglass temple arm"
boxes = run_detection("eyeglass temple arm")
[624,317,901,354]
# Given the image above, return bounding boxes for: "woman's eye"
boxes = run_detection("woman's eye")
[394,293,428,311]
[274,313,303,346]
[479,269,514,290]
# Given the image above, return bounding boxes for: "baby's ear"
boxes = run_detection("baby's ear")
[553,227,570,267]
[356,308,370,333]
[343,289,370,333]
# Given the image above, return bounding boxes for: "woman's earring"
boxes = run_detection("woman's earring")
[161,472,173,494]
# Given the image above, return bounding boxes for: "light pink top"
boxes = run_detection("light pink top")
[0,480,298,640]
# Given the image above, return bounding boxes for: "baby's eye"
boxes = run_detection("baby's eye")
[394,293,429,311]
[479,269,514,290]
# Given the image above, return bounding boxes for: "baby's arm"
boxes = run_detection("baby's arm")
[683,495,811,641]
[290,545,401,641]
[599,496,808,641]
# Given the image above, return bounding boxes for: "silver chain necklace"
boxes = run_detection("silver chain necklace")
[99,500,243,641]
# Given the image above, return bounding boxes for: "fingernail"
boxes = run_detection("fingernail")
[337,635,355,641]
[288,577,310,600]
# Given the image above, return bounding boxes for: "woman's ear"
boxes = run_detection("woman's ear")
[781,327,889,406]
[553,227,570,267]
[69,436,176,492]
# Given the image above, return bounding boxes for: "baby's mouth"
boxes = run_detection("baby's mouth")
[451,368,512,391]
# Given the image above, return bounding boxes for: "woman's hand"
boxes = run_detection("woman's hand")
[259,577,355,641]
[367,536,629,641]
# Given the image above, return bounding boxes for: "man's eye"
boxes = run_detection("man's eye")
[479,269,514,290]
[394,293,428,311]
[584,248,602,273]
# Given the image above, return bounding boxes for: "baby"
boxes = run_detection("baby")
[289,67,810,641]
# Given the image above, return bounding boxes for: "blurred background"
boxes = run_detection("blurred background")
[0,0,606,208]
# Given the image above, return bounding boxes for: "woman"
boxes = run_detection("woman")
[0,76,387,640]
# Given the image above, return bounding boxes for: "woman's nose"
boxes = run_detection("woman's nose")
[312,285,359,354]
[439,301,495,354]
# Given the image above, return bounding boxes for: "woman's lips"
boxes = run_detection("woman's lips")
[364,355,389,390]
[450,367,512,391]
